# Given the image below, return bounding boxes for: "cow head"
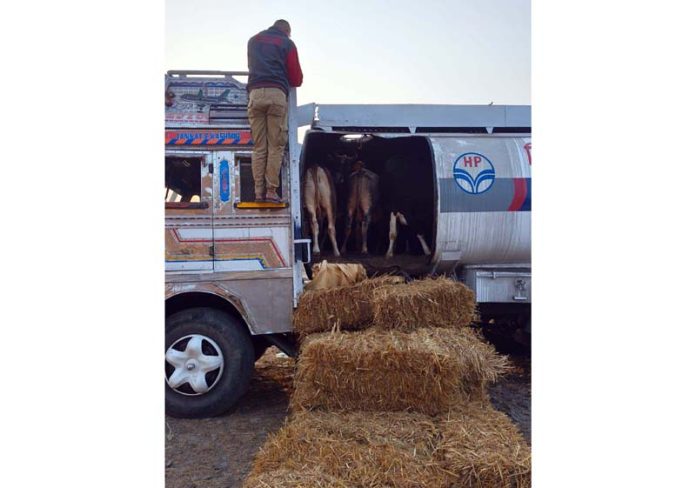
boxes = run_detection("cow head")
[351,160,365,172]
[331,151,357,166]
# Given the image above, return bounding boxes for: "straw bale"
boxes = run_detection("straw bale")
[292,275,405,338]
[437,402,532,488]
[243,467,351,488]
[248,410,453,488]
[372,276,477,331]
[292,328,508,415]
[304,261,367,291]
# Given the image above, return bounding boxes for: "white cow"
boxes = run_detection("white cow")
[342,161,379,255]
[303,165,340,257]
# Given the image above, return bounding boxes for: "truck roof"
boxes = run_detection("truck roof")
[310,104,530,134]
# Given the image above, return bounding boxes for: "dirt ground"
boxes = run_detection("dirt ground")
[165,349,294,488]
[489,353,531,443]
[165,345,531,488]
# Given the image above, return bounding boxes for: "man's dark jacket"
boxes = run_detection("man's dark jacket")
[247,26,303,96]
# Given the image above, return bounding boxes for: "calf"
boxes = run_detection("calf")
[381,155,433,258]
[342,161,379,254]
[303,165,340,256]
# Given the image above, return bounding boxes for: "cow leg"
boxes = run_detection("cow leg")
[307,208,321,255]
[386,212,409,258]
[360,211,371,254]
[386,212,398,258]
[341,209,354,254]
[396,212,408,226]
[416,234,431,256]
[319,219,327,250]
[324,203,340,257]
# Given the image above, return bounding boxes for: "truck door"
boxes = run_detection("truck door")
[165,151,215,272]
[211,150,293,272]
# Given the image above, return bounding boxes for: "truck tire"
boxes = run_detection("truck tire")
[165,307,254,418]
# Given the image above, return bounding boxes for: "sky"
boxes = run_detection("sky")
[166,0,530,107]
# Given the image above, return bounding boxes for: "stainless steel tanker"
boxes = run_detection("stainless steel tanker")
[305,104,531,310]
[430,134,531,270]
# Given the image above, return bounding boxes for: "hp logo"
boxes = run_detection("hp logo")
[453,152,495,194]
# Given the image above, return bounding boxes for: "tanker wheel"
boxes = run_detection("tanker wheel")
[165,307,254,418]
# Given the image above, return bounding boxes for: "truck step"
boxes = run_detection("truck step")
[235,201,288,209]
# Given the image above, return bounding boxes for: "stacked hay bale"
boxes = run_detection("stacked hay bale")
[245,468,350,488]
[371,276,478,330]
[291,327,507,414]
[292,274,406,338]
[246,407,530,488]
[438,403,532,488]
[245,276,531,488]
[246,410,450,488]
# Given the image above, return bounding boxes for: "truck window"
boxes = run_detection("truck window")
[165,156,202,205]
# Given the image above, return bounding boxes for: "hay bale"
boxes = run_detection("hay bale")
[304,261,368,291]
[372,276,477,331]
[292,328,508,415]
[293,275,405,338]
[247,410,453,488]
[243,467,350,488]
[437,402,532,488]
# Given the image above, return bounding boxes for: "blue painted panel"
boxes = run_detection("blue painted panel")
[220,159,230,202]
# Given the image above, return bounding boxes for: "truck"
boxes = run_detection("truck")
[164,70,531,417]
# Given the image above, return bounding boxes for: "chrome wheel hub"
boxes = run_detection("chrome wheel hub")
[165,334,224,396]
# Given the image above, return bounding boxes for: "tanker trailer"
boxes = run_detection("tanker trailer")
[429,133,531,346]
[301,104,531,343]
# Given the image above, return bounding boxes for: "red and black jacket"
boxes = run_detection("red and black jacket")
[247,26,303,96]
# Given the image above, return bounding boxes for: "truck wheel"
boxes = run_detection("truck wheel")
[165,307,254,418]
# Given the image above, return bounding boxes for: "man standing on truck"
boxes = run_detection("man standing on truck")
[247,19,304,203]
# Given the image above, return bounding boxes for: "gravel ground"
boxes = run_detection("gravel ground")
[165,344,531,488]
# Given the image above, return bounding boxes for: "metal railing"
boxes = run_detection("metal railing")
[166,70,249,78]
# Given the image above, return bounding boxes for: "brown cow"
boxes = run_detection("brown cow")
[303,165,340,257]
[342,161,379,255]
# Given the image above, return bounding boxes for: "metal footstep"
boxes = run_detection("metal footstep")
[235,201,289,209]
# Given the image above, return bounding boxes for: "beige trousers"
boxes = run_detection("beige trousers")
[248,87,288,197]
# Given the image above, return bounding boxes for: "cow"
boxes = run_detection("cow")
[381,154,433,258]
[302,165,340,257]
[326,150,358,198]
[342,160,379,255]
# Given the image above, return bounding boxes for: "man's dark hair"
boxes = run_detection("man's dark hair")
[273,19,291,35]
